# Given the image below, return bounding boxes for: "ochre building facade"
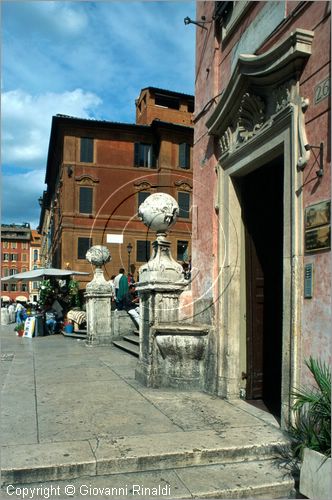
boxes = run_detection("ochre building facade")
[39,88,194,286]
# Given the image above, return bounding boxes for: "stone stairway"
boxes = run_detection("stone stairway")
[113,328,139,357]
[1,428,295,498]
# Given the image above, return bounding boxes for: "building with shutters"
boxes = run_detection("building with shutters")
[1,223,31,302]
[38,87,194,287]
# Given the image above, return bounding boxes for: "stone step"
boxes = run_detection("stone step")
[1,460,295,498]
[123,334,139,346]
[113,339,139,357]
[1,428,293,488]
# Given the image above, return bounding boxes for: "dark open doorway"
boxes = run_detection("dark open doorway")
[241,156,284,417]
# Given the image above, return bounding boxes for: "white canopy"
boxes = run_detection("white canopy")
[1,295,11,301]
[1,267,89,283]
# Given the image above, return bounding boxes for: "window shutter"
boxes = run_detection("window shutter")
[178,192,190,218]
[80,138,93,163]
[136,240,151,261]
[134,143,140,166]
[179,143,190,169]
[79,187,93,214]
[77,237,92,259]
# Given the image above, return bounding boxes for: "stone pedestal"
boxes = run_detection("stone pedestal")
[134,193,209,389]
[85,246,113,346]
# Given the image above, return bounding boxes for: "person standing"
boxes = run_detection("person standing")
[116,270,129,310]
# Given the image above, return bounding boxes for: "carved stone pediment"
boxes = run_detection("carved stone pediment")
[207,29,314,166]
[75,174,99,184]
[174,180,193,192]
[134,180,154,191]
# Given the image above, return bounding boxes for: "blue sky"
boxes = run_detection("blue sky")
[1,0,196,228]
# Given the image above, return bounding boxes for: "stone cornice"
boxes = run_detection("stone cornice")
[206,29,314,136]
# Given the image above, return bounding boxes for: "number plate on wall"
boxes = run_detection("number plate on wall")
[314,77,330,105]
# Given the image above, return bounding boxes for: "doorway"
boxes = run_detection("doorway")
[241,156,284,417]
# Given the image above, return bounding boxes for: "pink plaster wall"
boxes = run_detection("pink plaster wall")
[194,2,331,381]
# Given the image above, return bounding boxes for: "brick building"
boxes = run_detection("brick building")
[38,88,194,287]
[29,229,42,303]
[186,1,331,426]
[1,223,31,302]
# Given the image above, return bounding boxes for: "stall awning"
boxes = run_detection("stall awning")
[1,268,89,283]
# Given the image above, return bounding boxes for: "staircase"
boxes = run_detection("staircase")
[113,328,139,357]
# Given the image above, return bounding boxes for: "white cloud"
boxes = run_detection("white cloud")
[2,170,46,229]
[2,88,102,168]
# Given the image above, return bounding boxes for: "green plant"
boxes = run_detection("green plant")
[290,356,331,458]
[68,279,81,308]
[14,323,25,332]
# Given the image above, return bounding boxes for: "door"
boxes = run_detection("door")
[242,157,284,416]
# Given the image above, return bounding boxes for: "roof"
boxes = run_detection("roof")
[139,87,194,100]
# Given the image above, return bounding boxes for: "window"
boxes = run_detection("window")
[134,143,156,168]
[33,249,39,261]
[3,268,9,277]
[10,268,17,275]
[11,284,17,292]
[177,241,189,261]
[22,254,27,262]
[22,242,28,249]
[138,192,151,210]
[3,242,9,249]
[79,187,93,214]
[11,254,18,261]
[77,237,92,260]
[21,283,28,292]
[179,143,191,169]
[155,93,180,110]
[2,284,8,291]
[3,253,9,261]
[11,242,17,249]
[21,268,27,273]
[80,137,94,163]
[187,100,194,113]
[136,240,151,262]
[178,192,190,219]
[32,281,39,290]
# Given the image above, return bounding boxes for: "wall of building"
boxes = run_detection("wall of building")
[193,1,331,410]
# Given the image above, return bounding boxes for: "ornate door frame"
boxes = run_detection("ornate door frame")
[206,29,314,427]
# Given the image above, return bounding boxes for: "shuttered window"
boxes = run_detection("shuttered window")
[134,143,156,168]
[178,143,191,169]
[138,191,151,210]
[136,240,151,262]
[79,187,93,214]
[178,192,190,219]
[77,237,92,260]
[80,138,94,163]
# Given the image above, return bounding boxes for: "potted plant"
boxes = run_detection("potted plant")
[290,356,331,499]
[14,322,25,336]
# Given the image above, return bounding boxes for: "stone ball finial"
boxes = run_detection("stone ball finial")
[138,192,179,233]
[86,245,111,267]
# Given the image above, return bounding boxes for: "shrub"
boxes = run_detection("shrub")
[290,357,331,458]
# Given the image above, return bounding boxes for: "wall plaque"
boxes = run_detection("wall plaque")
[304,200,331,253]
[314,77,330,105]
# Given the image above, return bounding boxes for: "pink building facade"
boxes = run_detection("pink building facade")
[190,1,330,426]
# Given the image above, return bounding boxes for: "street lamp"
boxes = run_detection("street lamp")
[127,242,133,275]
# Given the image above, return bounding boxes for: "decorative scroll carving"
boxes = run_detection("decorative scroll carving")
[272,84,291,113]
[174,180,193,192]
[75,174,99,184]
[297,97,311,170]
[218,92,266,154]
[134,180,154,191]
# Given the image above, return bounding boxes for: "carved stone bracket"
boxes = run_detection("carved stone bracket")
[174,180,193,192]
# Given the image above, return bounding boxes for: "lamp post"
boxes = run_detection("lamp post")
[127,242,133,275]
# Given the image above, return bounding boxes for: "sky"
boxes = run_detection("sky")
[1,0,196,229]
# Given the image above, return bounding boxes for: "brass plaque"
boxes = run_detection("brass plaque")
[305,200,330,229]
[305,225,331,253]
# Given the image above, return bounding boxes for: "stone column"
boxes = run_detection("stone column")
[85,245,113,346]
